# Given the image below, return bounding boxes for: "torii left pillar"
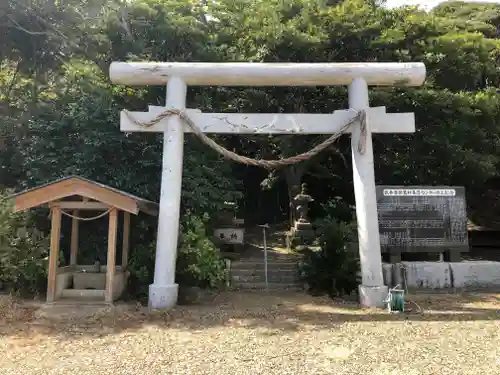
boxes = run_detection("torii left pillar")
[109,61,426,309]
[148,76,187,308]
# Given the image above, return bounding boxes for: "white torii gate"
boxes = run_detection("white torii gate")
[109,62,426,309]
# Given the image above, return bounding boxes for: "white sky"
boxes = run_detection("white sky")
[385,0,500,9]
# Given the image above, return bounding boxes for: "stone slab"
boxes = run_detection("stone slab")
[400,261,452,289]
[359,285,388,308]
[450,261,500,289]
[214,228,244,245]
[376,186,468,253]
[73,272,106,290]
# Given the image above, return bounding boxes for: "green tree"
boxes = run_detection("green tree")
[2,0,500,240]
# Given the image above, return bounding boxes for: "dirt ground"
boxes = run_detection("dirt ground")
[2,291,500,375]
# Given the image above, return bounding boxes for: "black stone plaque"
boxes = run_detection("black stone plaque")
[376,186,469,254]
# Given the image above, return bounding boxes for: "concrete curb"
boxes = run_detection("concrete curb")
[384,261,500,290]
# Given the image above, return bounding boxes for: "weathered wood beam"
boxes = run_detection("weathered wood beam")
[110,62,426,87]
[122,212,130,270]
[70,210,79,265]
[13,178,139,214]
[105,208,118,304]
[138,202,159,216]
[47,207,62,303]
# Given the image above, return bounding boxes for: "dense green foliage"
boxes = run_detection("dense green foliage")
[0,193,49,295]
[2,0,500,295]
[299,200,359,297]
[127,214,226,303]
[176,214,228,289]
[299,219,360,297]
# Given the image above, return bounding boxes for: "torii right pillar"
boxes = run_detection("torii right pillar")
[349,77,388,307]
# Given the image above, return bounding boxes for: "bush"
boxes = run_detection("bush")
[176,214,227,289]
[300,201,360,298]
[314,197,355,232]
[0,192,49,296]
[127,213,227,303]
[126,240,155,302]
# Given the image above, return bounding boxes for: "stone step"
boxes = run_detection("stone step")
[231,282,304,290]
[230,268,299,277]
[232,258,300,263]
[60,289,105,300]
[50,299,110,306]
[242,255,302,261]
[230,262,299,271]
[231,274,300,283]
[230,265,301,287]
[229,257,302,290]
[231,270,299,279]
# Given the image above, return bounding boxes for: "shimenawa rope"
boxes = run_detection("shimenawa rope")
[55,207,114,221]
[123,108,367,169]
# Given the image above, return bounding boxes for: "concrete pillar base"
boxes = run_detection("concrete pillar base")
[359,285,389,308]
[148,283,179,309]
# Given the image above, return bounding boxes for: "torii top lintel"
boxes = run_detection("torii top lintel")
[109,62,426,87]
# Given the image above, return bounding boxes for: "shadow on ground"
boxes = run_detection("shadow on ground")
[2,290,500,342]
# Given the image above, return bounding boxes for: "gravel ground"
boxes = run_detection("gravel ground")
[2,291,500,375]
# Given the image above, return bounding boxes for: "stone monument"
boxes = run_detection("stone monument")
[376,186,468,263]
[213,201,245,254]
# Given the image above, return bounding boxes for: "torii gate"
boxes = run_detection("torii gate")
[109,62,426,309]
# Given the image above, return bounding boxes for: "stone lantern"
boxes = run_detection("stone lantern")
[287,183,315,247]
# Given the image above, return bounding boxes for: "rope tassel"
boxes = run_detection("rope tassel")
[123,108,368,169]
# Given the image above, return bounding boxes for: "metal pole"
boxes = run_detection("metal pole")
[258,224,269,291]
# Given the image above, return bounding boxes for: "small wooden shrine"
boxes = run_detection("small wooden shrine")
[11,176,158,304]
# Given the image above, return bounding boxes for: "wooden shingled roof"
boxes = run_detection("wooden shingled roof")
[10,176,158,216]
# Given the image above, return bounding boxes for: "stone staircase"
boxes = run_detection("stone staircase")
[229,254,303,290]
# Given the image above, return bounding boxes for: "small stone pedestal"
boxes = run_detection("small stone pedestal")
[359,285,389,308]
[286,222,316,249]
[149,283,179,309]
[286,184,315,249]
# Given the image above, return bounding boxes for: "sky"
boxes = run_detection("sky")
[385,0,500,9]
